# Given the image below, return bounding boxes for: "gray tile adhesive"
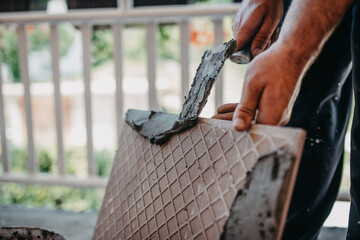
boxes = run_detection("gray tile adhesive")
[126,39,237,145]
[0,227,66,240]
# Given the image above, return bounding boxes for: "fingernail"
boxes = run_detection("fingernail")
[252,48,261,57]
[233,119,245,130]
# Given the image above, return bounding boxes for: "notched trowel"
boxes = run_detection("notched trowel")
[126,39,247,145]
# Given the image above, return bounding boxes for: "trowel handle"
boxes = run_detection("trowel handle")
[229,42,252,64]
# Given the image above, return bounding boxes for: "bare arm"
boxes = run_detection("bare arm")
[279,0,353,74]
[230,0,354,130]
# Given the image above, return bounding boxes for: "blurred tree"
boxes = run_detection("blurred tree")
[92,28,114,67]
[0,183,104,211]
[0,24,74,83]
[96,149,113,177]
[1,27,20,82]
[38,149,54,173]
[9,145,27,173]
[158,24,180,61]
[0,146,112,212]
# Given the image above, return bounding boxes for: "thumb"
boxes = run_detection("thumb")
[251,18,279,57]
[233,84,261,131]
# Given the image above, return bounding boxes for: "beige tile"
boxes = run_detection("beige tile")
[93,117,306,240]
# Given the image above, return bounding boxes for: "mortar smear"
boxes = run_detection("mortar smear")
[126,39,237,144]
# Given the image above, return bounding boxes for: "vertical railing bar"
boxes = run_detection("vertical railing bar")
[18,25,36,175]
[180,20,190,103]
[146,22,157,111]
[214,19,224,109]
[50,23,65,176]
[119,0,132,11]
[113,23,124,144]
[127,0,134,9]
[81,24,96,177]
[0,33,9,173]
[117,0,122,10]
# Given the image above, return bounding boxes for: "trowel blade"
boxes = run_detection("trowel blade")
[179,39,237,121]
[126,39,237,145]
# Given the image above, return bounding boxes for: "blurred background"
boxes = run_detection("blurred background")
[0,0,350,217]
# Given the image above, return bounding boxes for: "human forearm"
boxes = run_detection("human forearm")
[221,0,355,130]
[227,0,354,131]
[276,0,354,76]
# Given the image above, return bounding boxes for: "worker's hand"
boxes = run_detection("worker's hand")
[232,0,283,57]
[232,42,303,131]
[212,103,237,120]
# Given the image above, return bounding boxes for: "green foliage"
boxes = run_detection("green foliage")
[1,23,183,83]
[58,23,76,57]
[157,24,180,61]
[1,24,75,83]
[64,147,114,177]
[96,149,114,177]
[0,183,104,211]
[7,145,114,177]
[92,28,114,67]
[65,147,87,176]
[38,149,54,173]
[9,146,27,173]
[0,146,114,211]
[28,26,50,52]
[1,27,20,82]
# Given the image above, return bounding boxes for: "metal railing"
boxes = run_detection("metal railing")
[0,2,351,202]
[0,2,240,187]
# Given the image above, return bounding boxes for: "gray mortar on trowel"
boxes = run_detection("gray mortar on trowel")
[126,39,237,145]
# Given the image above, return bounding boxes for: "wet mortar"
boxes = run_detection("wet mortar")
[0,227,66,240]
[221,149,295,240]
[126,39,237,145]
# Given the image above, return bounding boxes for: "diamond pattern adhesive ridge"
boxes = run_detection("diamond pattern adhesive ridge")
[93,118,306,240]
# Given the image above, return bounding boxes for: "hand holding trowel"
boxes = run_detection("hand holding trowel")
[126,38,254,144]
[229,42,252,64]
[126,0,284,145]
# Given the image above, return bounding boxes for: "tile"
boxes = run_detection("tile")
[190,216,202,235]
[212,199,226,219]
[158,224,168,239]
[180,224,191,240]
[164,203,175,219]
[186,200,199,220]
[170,232,181,240]
[93,117,306,240]
[205,225,219,239]
[176,209,188,226]
[168,216,178,236]
[182,186,193,205]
